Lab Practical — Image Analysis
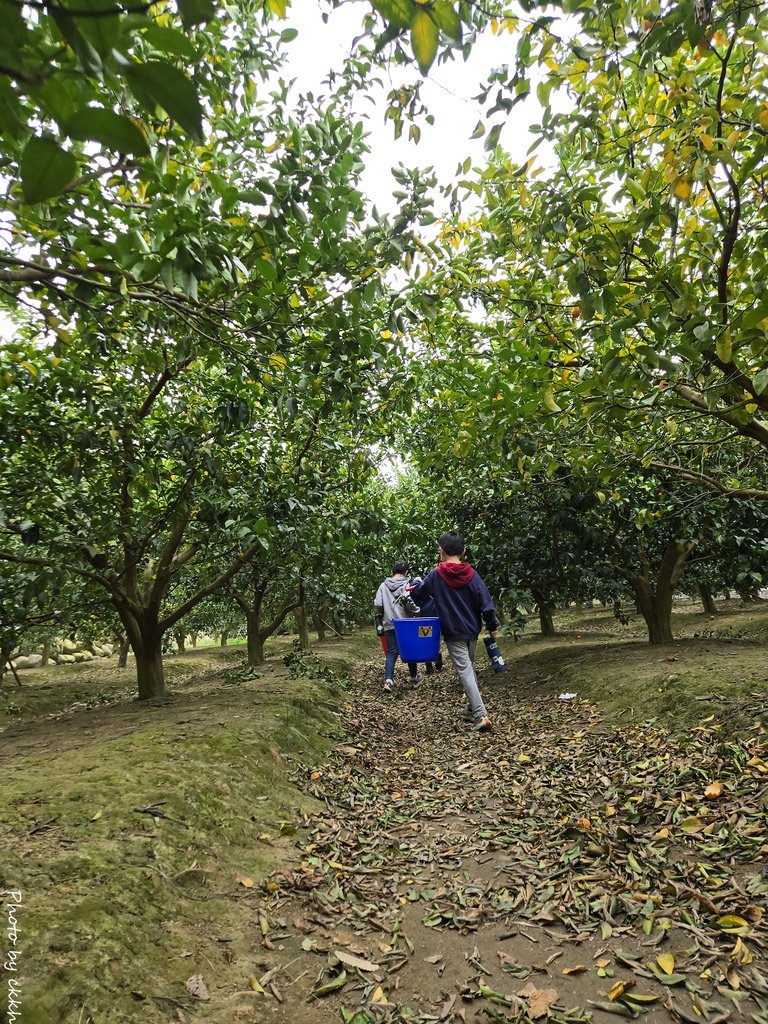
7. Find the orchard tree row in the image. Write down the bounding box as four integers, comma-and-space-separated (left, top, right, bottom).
1, 0, 767, 697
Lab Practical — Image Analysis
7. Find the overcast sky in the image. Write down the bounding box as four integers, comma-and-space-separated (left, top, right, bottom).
281, 3, 555, 211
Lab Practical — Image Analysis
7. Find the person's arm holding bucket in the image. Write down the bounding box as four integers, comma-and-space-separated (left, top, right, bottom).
407, 569, 434, 606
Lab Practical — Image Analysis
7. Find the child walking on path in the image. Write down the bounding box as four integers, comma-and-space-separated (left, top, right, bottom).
374, 561, 423, 693
408, 531, 498, 732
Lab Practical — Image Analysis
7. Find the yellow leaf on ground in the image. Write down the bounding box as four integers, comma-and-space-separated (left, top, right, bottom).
718, 915, 749, 930
704, 782, 722, 799
236, 873, 254, 888
680, 816, 705, 834
371, 985, 388, 1004
608, 980, 633, 1001
657, 953, 675, 975
731, 938, 754, 965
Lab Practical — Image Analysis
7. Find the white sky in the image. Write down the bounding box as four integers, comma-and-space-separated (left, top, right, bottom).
282, 2, 554, 211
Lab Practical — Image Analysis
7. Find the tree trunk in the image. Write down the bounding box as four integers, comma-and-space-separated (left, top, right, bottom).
631, 576, 674, 643
41, 637, 51, 667
697, 582, 718, 615
246, 611, 265, 666
538, 604, 555, 637
295, 581, 311, 650
118, 636, 130, 668
313, 613, 326, 642
532, 586, 556, 637
219, 631, 228, 647
1, 650, 23, 688
295, 603, 311, 650
0, 643, 14, 684
237, 571, 300, 667
175, 629, 186, 654
134, 639, 165, 700
248, 633, 265, 666
189, 633, 198, 648
625, 540, 693, 645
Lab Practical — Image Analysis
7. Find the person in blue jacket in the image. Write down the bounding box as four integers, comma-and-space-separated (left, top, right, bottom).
408, 530, 498, 732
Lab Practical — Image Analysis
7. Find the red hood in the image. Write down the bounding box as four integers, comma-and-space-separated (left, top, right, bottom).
436, 561, 475, 588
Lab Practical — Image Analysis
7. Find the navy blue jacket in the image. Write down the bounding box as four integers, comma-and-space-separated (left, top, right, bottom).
410, 567, 499, 642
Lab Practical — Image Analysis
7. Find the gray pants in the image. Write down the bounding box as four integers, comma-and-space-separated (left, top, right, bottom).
446, 638, 487, 719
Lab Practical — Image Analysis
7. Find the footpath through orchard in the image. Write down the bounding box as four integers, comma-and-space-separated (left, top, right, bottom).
243, 659, 768, 1024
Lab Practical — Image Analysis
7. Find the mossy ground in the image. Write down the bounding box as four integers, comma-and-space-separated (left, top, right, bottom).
499, 597, 768, 733
0, 635, 373, 1024
0, 605, 766, 1023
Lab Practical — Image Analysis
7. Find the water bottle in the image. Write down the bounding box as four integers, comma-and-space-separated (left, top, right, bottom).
484, 635, 507, 673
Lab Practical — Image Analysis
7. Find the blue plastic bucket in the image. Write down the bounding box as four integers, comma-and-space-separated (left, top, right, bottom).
392, 617, 441, 661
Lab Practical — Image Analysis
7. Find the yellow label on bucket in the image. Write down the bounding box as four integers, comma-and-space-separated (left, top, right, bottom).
418, 625, 433, 638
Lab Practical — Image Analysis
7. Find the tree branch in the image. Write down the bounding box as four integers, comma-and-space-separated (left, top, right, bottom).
159, 548, 257, 632
649, 462, 768, 501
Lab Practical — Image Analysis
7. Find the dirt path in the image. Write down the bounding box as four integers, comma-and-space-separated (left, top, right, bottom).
235, 659, 767, 1024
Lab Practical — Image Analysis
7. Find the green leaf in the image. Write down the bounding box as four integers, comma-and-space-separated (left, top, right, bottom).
76, 0, 120, 59
753, 368, 768, 395
177, 0, 215, 28
50, 9, 102, 76
280, 28, 299, 42
647, 963, 686, 985
470, 120, 485, 139
238, 189, 267, 205
372, 0, 411, 30
142, 25, 198, 59
311, 970, 347, 998
20, 137, 77, 203
65, 109, 149, 156
432, 0, 462, 43
411, 8, 439, 75
125, 61, 203, 143
624, 178, 646, 201
484, 123, 502, 151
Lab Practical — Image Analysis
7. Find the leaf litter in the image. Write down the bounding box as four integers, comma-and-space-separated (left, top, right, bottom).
253, 660, 767, 1024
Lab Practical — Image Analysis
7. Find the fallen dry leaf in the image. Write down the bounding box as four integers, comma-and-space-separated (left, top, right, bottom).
333, 948, 380, 972
518, 982, 559, 1019
235, 873, 253, 888
705, 781, 722, 799
185, 974, 209, 1001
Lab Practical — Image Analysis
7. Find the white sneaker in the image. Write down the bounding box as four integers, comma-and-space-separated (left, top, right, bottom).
383, 679, 394, 693
411, 671, 424, 686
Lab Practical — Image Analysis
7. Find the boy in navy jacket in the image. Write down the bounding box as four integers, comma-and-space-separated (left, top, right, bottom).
409, 531, 498, 732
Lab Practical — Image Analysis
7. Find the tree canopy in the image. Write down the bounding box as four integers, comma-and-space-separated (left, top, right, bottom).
1, 0, 767, 695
